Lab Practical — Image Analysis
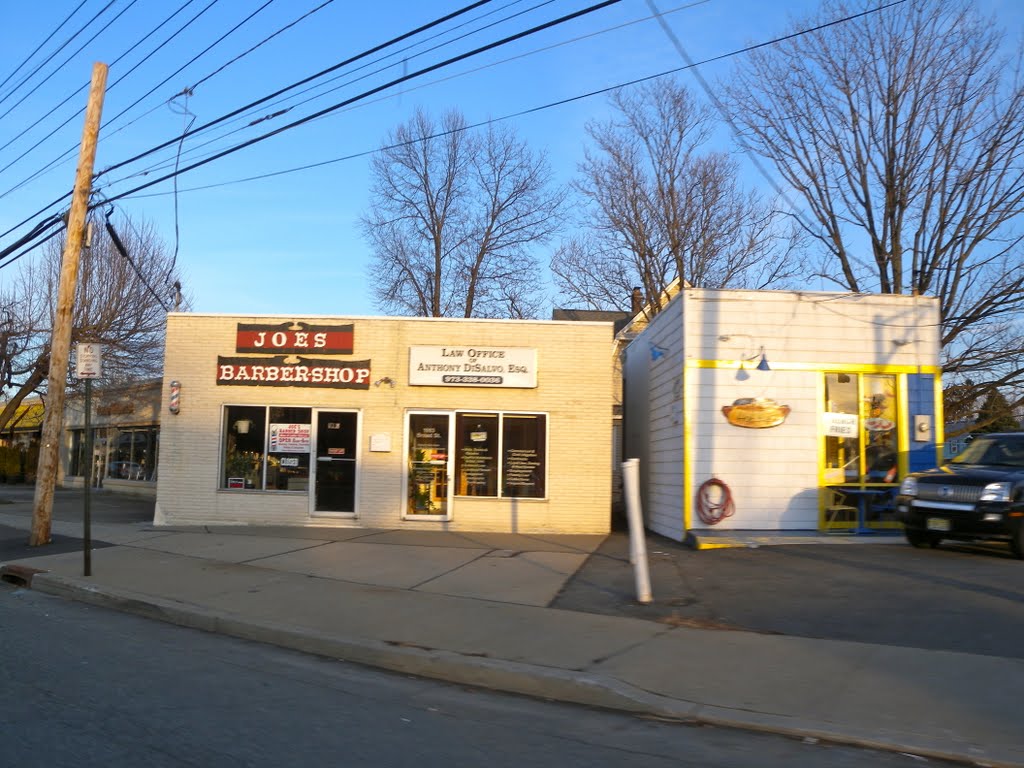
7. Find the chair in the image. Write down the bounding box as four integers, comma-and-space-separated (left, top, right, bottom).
824, 490, 857, 533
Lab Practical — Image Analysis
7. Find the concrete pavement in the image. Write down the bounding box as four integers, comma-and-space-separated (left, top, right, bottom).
1, 490, 1021, 767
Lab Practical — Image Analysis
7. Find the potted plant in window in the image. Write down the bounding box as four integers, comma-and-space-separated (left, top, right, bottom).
226, 451, 261, 488
408, 449, 437, 514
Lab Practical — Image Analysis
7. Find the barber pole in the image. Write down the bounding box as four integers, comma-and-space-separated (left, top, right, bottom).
169, 380, 181, 414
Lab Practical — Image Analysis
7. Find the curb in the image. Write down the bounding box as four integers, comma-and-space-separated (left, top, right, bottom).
26, 572, 1023, 768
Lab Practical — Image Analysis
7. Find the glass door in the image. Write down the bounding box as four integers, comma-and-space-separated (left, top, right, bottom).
406, 413, 451, 519
313, 411, 358, 515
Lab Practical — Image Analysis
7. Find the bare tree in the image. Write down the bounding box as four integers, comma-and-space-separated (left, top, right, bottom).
0, 212, 188, 431
552, 78, 801, 314
723, 0, 1024, 420
361, 108, 564, 319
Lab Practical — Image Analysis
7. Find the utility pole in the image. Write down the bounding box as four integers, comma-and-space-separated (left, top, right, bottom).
30, 62, 108, 547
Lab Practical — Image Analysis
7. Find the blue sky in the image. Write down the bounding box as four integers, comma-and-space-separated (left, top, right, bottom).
1, 0, 1021, 318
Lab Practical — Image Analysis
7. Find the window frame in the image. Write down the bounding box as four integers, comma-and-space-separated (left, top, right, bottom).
220, 404, 313, 492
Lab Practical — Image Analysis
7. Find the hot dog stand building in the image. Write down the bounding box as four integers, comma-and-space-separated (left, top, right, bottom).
154, 314, 613, 533
621, 288, 943, 541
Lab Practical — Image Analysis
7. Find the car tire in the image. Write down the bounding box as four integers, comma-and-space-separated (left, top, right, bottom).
1011, 526, 1024, 560
905, 528, 941, 549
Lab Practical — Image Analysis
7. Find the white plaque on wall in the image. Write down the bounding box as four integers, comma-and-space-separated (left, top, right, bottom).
369, 433, 392, 452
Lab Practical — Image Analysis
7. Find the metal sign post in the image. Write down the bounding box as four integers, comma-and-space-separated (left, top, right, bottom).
76, 343, 102, 576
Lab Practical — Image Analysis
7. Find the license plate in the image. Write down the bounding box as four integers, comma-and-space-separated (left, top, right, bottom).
927, 517, 951, 532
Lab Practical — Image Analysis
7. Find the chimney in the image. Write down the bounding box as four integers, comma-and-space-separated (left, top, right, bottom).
630, 287, 643, 314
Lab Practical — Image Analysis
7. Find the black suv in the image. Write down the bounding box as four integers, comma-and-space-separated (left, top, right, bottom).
896, 432, 1024, 559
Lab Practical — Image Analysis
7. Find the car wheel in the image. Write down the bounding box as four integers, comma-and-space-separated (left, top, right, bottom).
1011, 526, 1024, 560
904, 528, 941, 549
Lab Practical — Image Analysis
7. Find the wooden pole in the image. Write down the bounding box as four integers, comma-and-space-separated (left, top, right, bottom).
30, 62, 108, 546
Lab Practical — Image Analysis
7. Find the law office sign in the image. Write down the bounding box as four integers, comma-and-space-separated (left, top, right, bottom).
409, 346, 537, 388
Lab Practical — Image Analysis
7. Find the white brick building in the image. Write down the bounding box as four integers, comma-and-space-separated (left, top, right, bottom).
155, 314, 613, 534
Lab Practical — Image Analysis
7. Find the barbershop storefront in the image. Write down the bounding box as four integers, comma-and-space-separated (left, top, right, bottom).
154, 314, 612, 533
622, 288, 943, 540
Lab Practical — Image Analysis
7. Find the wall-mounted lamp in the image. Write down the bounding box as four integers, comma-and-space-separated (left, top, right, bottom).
719, 335, 771, 376
374, 376, 395, 388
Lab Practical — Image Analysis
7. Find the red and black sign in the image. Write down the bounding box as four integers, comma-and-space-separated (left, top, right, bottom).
217, 356, 371, 389
235, 322, 353, 354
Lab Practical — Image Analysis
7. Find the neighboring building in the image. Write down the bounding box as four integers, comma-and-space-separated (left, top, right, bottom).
0, 400, 44, 483
61, 378, 162, 497
622, 288, 943, 541
552, 307, 632, 516
943, 421, 973, 460
0, 400, 44, 449
154, 314, 614, 533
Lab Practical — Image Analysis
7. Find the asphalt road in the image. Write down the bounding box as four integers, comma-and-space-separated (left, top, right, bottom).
552, 531, 1024, 658
1, 584, 957, 768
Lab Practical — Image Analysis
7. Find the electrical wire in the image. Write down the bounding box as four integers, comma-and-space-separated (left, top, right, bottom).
94, 0, 626, 208
188, 0, 337, 93
103, 209, 170, 311
0, 0, 205, 179
93, 0, 496, 182
0, 0, 491, 210
0, 0, 138, 121
0, 0, 224, 204
105, 1, 890, 204
2, 0, 904, 263
101, 0, 557, 186
0, 0, 89, 99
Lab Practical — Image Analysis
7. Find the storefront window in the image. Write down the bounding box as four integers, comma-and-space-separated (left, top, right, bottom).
823, 373, 899, 484
223, 405, 267, 489
502, 414, 546, 498
70, 426, 157, 482
108, 427, 159, 481
456, 413, 498, 496
222, 406, 313, 491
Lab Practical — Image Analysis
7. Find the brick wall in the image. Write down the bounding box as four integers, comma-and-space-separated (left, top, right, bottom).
155, 314, 613, 534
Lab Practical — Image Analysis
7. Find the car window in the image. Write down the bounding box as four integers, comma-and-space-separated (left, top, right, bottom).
952, 436, 1024, 467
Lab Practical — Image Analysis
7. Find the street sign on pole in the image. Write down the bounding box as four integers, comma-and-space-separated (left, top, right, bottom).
76, 342, 102, 577
76, 343, 103, 379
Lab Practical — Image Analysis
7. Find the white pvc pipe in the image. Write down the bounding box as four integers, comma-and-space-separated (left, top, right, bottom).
621, 458, 653, 604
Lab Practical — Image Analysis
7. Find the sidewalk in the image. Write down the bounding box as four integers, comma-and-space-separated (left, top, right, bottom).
2, 501, 1021, 767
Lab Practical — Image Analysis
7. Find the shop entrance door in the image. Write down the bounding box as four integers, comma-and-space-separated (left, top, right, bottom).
313, 411, 357, 515
406, 412, 452, 519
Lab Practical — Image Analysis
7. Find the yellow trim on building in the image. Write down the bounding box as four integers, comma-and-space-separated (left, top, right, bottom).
682, 359, 692, 533
896, 374, 910, 478
934, 373, 946, 465
689, 359, 941, 375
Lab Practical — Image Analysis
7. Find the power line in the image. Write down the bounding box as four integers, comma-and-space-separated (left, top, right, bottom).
0, 0, 492, 214
0, 0, 136, 120
0, 0, 205, 178
108, 1, 908, 206
188, 0, 338, 93
93, 0, 497, 182
2, 0, 901, 264
102, 0, 556, 187
96, 0, 627, 208
103, 209, 170, 311
0, 0, 89, 99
